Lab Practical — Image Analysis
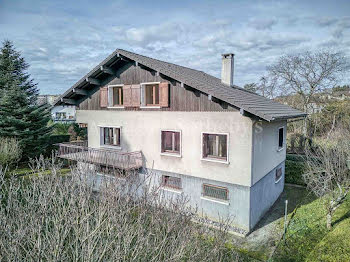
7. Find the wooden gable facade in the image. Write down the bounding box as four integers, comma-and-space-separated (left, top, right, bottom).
79, 63, 238, 112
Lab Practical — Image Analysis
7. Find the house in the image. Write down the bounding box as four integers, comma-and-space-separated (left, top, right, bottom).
54, 49, 306, 234
38, 94, 76, 123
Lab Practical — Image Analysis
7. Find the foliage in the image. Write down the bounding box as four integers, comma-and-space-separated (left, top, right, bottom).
332, 85, 350, 93
0, 160, 243, 262
45, 134, 70, 156
304, 129, 350, 229
0, 137, 22, 167
0, 40, 52, 159
243, 83, 258, 93
272, 192, 350, 262
285, 159, 306, 186
311, 100, 350, 136
51, 122, 71, 135
52, 123, 87, 141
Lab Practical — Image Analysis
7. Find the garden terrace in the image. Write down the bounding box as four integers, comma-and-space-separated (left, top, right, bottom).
56, 141, 143, 170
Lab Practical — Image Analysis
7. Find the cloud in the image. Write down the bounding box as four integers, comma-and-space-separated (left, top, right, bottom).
1, 0, 349, 94
248, 18, 277, 30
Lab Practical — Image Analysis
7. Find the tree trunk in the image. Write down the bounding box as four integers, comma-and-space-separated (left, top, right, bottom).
326, 212, 332, 230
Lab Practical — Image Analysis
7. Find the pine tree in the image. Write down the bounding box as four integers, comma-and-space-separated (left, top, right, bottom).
0, 40, 52, 159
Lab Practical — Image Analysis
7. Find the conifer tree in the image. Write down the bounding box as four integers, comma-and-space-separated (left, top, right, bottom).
0, 40, 52, 159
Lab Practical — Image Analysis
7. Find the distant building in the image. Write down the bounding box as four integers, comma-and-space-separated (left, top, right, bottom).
37, 94, 76, 123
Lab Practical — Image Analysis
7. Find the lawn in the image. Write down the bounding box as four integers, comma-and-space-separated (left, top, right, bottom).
272, 190, 350, 262
5, 166, 71, 178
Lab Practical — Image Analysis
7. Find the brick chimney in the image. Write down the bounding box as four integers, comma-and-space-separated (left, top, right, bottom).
221, 53, 234, 86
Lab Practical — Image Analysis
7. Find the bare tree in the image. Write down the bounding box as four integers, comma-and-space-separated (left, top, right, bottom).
0, 158, 242, 261
303, 128, 350, 230
266, 51, 348, 135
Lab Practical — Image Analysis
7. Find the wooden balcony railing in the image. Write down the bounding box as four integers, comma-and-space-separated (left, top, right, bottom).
56, 142, 143, 170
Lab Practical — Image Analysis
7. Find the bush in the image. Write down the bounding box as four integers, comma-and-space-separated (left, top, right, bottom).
285, 157, 306, 186
0, 160, 243, 262
0, 137, 22, 167
44, 134, 70, 156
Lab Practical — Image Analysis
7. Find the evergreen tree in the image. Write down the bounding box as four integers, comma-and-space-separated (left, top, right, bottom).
0, 40, 52, 159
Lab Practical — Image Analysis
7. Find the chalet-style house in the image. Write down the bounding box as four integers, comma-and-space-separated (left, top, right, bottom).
55, 49, 306, 234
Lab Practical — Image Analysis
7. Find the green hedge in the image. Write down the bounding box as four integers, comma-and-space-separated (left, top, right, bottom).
45, 134, 70, 156
285, 154, 306, 186
286, 153, 305, 162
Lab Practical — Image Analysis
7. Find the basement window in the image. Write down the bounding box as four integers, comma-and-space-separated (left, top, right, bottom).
100, 127, 121, 147
161, 175, 182, 190
278, 127, 284, 150
275, 167, 282, 183
202, 184, 228, 201
146, 83, 159, 106
161, 130, 181, 156
202, 133, 228, 163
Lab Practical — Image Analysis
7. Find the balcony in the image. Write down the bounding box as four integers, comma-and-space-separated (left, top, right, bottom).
56, 141, 143, 170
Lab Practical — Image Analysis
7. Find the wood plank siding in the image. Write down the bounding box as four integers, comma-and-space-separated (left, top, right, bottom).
78, 64, 238, 112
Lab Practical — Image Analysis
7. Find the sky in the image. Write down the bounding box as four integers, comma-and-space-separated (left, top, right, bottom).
1, 0, 350, 95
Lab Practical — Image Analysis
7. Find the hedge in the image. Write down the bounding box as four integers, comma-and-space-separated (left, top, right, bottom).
45, 134, 70, 156
285, 154, 306, 186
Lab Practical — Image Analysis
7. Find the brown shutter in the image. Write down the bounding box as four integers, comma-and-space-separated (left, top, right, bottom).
131, 84, 140, 107
159, 82, 169, 107
100, 87, 108, 108
123, 85, 132, 107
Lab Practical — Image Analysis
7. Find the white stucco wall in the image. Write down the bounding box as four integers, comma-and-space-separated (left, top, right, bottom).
77, 110, 253, 186
251, 120, 287, 185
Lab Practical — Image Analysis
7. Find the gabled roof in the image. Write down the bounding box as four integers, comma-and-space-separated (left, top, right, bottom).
55, 49, 307, 122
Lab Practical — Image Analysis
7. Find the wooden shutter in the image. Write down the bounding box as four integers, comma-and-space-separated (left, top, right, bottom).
123, 85, 132, 107
100, 87, 108, 108
131, 84, 141, 107
159, 82, 169, 107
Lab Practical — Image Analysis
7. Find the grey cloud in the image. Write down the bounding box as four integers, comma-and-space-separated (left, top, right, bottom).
248, 18, 277, 30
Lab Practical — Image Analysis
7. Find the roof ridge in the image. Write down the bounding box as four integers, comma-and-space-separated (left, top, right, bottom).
117, 49, 263, 97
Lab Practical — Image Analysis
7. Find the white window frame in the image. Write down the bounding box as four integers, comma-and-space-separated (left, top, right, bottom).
201, 132, 229, 164
160, 129, 182, 157
98, 125, 122, 149
275, 167, 283, 184
277, 126, 285, 152
107, 84, 124, 108
140, 81, 161, 108
200, 184, 230, 205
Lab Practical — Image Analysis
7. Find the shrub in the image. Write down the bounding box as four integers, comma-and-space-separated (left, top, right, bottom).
0, 160, 242, 262
285, 160, 306, 186
0, 137, 22, 167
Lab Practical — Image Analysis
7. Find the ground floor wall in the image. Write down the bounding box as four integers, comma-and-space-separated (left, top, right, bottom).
78, 161, 285, 234
249, 161, 285, 229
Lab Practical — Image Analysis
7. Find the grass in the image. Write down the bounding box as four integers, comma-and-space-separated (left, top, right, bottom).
272, 191, 350, 262
5, 166, 71, 178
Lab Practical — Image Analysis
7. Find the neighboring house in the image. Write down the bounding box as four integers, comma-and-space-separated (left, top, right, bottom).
51, 105, 76, 123
54, 49, 306, 234
38, 94, 76, 123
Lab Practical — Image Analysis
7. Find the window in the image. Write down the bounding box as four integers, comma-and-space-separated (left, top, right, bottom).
202, 133, 228, 162
101, 127, 121, 147
161, 130, 181, 155
275, 167, 282, 183
203, 184, 228, 201
278, 127, 284, 149
161, 175, 182, 190
112, 86, 123, 106
55, 112, 66, 119
146, 83, 159, 105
